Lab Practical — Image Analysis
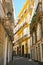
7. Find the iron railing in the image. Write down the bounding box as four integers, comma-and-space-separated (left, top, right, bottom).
14, 22, 27, 35
14, 34, 29, 44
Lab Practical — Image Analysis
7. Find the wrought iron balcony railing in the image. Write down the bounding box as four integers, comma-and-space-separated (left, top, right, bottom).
14, 22, 27, 35
30, 13, 37, 34
14, 34, 30, 44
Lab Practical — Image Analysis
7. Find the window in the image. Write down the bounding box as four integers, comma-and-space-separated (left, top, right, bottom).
24, 9, 27, 14
24, 28, 28, 36
38, 44, 41, 60
42, 0, 43, 11
32, 34, 33, 45
42, 20, 43, 37
33, 32, 35, 44
39, 20, 42, 37
39, 3, 42, 11
37, 23, 42, 41
21, 15, 23, 18
35, 30, 37, 43
30, 36, 33, 46
42, 44, 43, 58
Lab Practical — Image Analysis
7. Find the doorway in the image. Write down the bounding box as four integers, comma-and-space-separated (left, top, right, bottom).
22, 45, 24, 56
17, 47, 19, 55
36, 47, 38, 61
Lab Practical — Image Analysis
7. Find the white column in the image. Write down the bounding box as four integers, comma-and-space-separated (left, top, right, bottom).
40, 43, 43, 62
8, 42, 12, 62
8, 42, 10, 62
4, 37, 8, 65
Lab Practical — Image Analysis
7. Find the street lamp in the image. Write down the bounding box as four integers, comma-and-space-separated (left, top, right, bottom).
7, 12, 12, 20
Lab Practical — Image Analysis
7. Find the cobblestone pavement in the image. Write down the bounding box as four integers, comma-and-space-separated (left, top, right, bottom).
8, 56, 39, 65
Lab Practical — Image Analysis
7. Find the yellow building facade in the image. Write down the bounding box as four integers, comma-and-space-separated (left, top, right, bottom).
13, 0, 35, 58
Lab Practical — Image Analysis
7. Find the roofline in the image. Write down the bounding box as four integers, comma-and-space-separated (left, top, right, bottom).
18, 0, 28, 18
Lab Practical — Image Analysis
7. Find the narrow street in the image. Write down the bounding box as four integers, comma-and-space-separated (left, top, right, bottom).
0, 0, 43, 65
8, 56, 39, 65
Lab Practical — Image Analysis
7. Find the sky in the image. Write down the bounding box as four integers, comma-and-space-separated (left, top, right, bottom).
14, 0, 26, 18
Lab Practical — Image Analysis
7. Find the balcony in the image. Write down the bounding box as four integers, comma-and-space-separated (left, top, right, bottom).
0, 16, 14, 41
0, 1, 14, 42
14, 34, 30, 44
2, 0, 13, 13
14, 22, 28, 35
36, 1, 43, 20
30, 13, 37, 34
5, 28, 14, 41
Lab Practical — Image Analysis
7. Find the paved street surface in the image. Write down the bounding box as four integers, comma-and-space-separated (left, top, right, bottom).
8, 56, 39, 65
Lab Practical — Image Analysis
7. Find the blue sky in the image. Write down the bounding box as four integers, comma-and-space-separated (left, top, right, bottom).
14, 0, 26, 18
